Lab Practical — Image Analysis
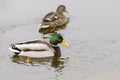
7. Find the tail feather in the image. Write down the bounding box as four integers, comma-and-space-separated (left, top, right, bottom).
9, 48, 20, 53
9, 45, 21, 54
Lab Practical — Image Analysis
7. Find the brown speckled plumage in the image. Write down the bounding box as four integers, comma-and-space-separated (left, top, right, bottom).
39, 5, 69, 34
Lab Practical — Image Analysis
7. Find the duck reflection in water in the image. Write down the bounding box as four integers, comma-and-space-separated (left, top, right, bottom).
11, 53, 68, 69
11, 53, 68, 76
10, 44, 69, 79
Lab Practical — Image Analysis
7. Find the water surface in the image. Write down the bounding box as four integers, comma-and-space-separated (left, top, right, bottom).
0, 0, 120, 80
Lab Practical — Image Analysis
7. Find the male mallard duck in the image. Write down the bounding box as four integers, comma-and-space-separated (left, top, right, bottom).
39, 5, 69, 35
9, 33, 70, 64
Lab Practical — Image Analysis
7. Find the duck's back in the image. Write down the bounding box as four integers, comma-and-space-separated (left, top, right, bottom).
12, 40, 54, 52
9, 40, 55, 58
42, 12, 58, 22
39, 14, 69, 34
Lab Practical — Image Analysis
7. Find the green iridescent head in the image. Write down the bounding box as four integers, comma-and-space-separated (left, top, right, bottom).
50, 33, 70, 47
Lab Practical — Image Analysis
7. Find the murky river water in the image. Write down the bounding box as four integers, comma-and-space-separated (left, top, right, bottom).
0, 0, 120, 80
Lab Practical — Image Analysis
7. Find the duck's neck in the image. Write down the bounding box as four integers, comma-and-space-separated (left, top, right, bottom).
51, 45, 61, 57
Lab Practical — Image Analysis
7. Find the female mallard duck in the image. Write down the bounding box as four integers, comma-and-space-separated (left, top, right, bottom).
9, 33, 70, 64
39, 5, 69, 35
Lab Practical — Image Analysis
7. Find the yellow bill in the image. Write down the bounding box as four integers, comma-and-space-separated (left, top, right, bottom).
61, 40, 70, 47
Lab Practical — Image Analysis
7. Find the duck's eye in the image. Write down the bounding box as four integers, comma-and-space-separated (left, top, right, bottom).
58, 39, 62, 43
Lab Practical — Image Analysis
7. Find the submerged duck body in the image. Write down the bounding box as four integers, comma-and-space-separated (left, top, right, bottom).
9, 34, 70, 58
39, 5, 69, 35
